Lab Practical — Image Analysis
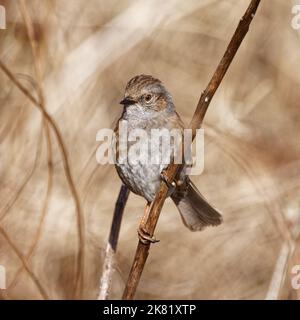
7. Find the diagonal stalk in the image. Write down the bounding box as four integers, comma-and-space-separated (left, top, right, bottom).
122, 0, 262, 300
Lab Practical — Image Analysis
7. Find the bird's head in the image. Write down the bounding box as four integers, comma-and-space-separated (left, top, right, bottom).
120, 75, 174, 116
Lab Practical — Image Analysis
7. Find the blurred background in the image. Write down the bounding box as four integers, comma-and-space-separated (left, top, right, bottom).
0, 0, 300, 300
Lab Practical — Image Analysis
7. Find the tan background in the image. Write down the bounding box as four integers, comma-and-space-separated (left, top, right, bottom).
0, 0, 300, 299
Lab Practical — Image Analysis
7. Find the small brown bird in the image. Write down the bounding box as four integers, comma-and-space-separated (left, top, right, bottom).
114, 75, 222, 242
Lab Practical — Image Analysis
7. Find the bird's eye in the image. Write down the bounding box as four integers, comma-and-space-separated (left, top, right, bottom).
144, 94, 152, 103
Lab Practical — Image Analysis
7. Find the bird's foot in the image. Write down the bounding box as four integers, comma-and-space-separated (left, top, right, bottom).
138, 227, 159, 245
160, 170, 184, 189
160, 170, 176, 189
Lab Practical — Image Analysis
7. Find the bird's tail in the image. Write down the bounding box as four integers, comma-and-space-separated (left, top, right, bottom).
171, 180, 223, 231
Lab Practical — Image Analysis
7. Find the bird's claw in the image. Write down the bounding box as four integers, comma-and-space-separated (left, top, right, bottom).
160, 170, 176, 189
138, 227, 160, 245
160, 170, 184, 189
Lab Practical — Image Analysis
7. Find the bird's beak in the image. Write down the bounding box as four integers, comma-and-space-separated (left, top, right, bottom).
120, 97, 137, 106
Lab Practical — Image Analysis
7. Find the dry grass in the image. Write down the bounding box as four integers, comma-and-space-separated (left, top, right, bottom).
0, 0, 300, 299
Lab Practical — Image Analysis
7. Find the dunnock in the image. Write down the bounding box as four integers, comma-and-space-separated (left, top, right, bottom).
115, 75, 222, 242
